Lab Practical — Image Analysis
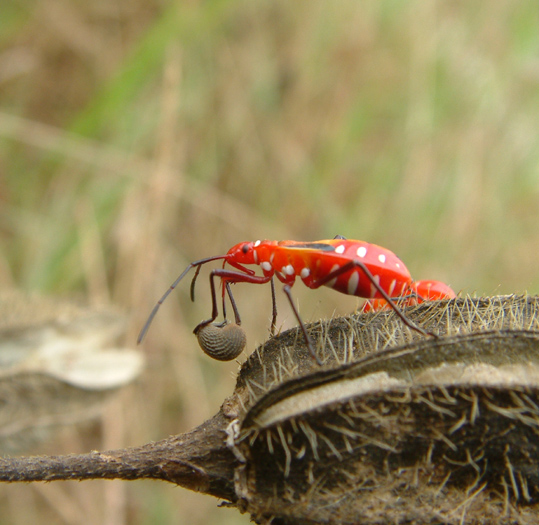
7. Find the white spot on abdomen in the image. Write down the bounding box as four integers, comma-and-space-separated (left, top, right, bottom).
261, 261, 272, 272
335, 245, 345, 254
388, 279, 396, 295
300, 268, 310, 279
357, 246, 367, 258
369, 274, 381, 298
347, 271, 359, 295
283, 264, 295, 276
378, 254, 386, 263
254, 240, 261, 247
326, 264, 340, 288
253, 250, 258, 263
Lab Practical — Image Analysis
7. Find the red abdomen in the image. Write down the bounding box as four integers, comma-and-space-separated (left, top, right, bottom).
277, 240, 412, 299
321, 242, 411, 298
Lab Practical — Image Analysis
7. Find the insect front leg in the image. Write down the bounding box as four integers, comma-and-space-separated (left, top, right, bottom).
223, 281, 242, 325
193, 269, 273, 333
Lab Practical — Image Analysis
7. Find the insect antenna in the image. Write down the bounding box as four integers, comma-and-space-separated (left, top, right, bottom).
137, 254, 227, 344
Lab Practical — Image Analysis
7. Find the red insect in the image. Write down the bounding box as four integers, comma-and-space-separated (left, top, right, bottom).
363, 279, 456, 312
138, 237, 437, 364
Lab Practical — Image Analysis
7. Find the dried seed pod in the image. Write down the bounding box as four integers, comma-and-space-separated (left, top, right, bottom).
234, 328, 539, 524
194, 322, 246, 361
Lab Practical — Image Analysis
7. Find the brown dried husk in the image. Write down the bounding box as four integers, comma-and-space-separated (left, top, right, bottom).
226, 295, 539, 524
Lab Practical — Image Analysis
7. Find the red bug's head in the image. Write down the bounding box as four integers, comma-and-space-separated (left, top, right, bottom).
225, 241, 257, 265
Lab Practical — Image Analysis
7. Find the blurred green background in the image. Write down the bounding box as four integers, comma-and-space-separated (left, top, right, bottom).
1, 1, 539, 523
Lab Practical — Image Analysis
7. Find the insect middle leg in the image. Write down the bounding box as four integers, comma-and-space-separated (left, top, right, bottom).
282, 284, 323, 365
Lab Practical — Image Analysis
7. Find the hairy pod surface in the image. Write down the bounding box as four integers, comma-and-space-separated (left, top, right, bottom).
225, 295, 539, 524
194, 322, 246, 361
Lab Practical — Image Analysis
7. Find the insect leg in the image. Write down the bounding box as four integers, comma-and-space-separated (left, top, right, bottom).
194, 269, 273, 332
225, 281, 242, 325
270, 277, 277, 336
212, 280, 242, 326
311, 261, 434, 338
363, 284, 423, 312
220, 279, 228, 322
282, 285, 323, 366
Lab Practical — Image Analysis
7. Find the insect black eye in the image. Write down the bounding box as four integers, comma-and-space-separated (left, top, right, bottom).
242, 244, 249, 254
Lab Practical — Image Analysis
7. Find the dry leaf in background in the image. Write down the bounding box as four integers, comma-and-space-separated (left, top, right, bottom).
0, 291, 144, 452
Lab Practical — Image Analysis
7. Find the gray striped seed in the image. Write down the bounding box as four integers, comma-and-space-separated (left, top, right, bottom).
194, 322, 247, 361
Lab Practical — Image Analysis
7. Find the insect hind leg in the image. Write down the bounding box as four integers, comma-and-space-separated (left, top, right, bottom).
311, 261, 435, 338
